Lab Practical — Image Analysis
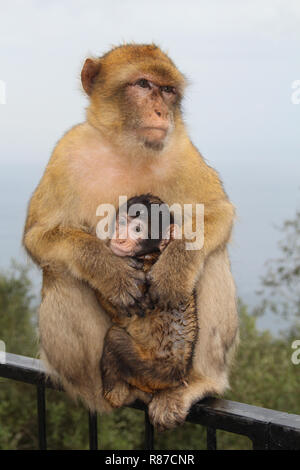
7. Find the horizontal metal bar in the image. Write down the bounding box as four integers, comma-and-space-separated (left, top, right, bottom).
144, 411, 154, 450
1, 353, 300, 449
187, 398, 300, 449
0, 353, 58, 389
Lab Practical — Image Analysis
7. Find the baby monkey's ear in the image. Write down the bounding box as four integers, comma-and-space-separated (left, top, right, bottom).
159, 224, 180, 252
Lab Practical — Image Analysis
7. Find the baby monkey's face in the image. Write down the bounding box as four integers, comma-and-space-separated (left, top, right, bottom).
110, 214, 149, 257
110, 214, 176, 258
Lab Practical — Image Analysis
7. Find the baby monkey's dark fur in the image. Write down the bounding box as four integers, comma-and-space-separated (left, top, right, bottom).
98, 195, 198, 408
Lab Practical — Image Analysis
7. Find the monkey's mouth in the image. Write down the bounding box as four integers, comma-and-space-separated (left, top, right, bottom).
138, 127, 168, 141
110, 239, 135, 257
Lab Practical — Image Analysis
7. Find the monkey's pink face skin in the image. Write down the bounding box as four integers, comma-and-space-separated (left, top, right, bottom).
124, 76, 176, 146
110, 216, 147, 257
110, 238, 138, 257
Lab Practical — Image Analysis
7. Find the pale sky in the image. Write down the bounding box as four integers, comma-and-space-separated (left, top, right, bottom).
1, 0, 300, 332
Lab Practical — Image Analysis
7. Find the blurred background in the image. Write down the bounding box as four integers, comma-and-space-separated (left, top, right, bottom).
0, 0, 299, 449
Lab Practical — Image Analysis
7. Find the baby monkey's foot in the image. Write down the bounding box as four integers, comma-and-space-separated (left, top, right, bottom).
103, 381, 131, 408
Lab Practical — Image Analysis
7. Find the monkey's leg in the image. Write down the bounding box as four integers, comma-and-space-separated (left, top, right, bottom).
148, 374, 222, 432
148, 249, 239, 431
101, 329, 153, 408
101, 325, 180, 396
100, 328, 132, 408
101, 359, 151, 408
102, 381, 132, 409
39, 271, 116, 413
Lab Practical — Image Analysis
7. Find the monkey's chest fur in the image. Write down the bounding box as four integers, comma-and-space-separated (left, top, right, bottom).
98, 254, 198, 394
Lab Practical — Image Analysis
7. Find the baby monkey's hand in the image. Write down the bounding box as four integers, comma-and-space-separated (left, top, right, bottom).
124, 291, 155, 318
105, 255, 146, 309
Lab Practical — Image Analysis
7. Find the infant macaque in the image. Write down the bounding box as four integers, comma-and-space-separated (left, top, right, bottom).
98, 194, 198, 408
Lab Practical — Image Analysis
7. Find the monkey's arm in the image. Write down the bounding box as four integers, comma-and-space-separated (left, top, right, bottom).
23, 222, 145, 309
202, 198, 235, 256
148, 197, 235, 308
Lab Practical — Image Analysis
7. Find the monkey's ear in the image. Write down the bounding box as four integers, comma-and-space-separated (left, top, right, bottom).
81, 58, 101, 95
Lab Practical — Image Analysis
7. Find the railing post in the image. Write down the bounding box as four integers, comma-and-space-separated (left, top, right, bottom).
206, 427, 217, 450
36, 384, 47, 450
88, 412, 98, 450
144, 411, 154, 450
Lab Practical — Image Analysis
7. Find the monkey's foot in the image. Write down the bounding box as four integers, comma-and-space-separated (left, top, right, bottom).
103, 382, 131, 408
148, 387, 189, 431
123, 388, 152, 406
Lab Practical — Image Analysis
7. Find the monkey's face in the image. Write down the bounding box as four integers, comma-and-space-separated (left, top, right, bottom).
81, 44, 186, 154
110, 215, 177, 258
122, 76, 178, 151
110, 215, 150, 257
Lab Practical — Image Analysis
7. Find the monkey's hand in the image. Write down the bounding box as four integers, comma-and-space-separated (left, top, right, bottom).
24, 222, 146, 310
147, 239, 203, 309
98, 252, 146, 309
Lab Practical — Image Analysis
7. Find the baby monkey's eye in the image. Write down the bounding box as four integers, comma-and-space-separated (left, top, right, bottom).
135, 78, 151, 89
135, 225, 142, 233
160, 85, 176, 94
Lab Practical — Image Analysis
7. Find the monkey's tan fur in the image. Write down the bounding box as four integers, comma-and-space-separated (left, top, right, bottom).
23, 43, 238, 430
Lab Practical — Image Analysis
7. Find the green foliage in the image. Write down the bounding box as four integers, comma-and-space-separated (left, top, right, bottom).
257, 209, 300, 322
220, 300, 300, 449
0, 265, 299, 450
228, 301, 300, 414
0, 264, 38, 449
0, 262, 37, 356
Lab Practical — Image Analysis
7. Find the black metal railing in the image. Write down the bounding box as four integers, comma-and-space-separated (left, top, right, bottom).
1, 352, 300, 450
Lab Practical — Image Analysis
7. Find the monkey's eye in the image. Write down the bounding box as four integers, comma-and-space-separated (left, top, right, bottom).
135, 225, 142, 233
135, 78, 151, 89
160, 85, 176, 94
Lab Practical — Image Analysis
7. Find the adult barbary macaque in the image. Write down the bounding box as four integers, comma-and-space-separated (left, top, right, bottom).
99, 194, 198, 407
23, 43, 238, 430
